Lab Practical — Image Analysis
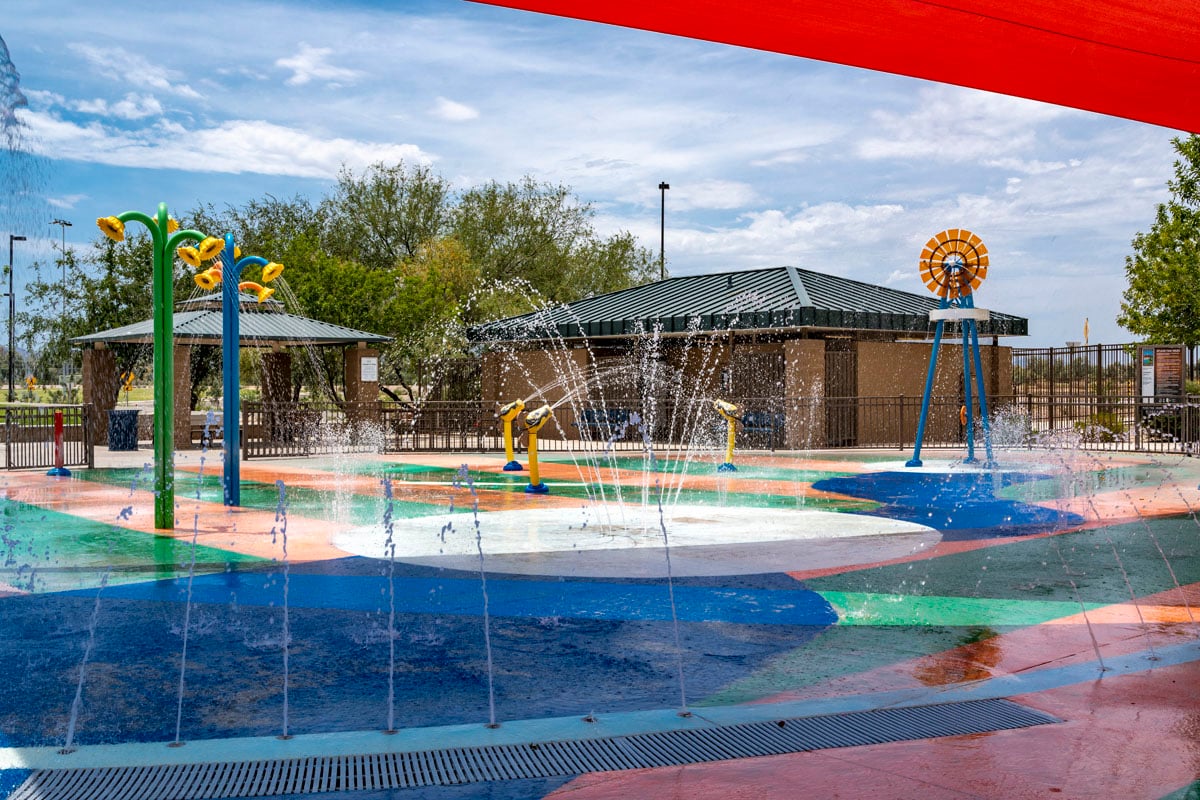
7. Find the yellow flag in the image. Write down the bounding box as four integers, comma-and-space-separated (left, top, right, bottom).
1084, 317, 1090, 345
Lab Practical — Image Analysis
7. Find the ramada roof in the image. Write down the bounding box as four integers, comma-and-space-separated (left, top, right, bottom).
72, 292, 392, 347
471, 266, 1027, 341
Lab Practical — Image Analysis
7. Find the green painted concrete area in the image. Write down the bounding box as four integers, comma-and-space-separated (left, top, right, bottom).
996, 464, 1169, 504
822, 591, 1102, 627
108, 462, 881, 515
0, 499, 264, 594
700, 623, 1013, 705
1161, 781, 1200, 799
546, 454, 856, 484
694, 512, 1200, 706
805, 515, 1200, 605
77, 468, 467, 525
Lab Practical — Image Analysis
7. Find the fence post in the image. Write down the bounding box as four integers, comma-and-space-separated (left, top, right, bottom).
85, 404, 94, 469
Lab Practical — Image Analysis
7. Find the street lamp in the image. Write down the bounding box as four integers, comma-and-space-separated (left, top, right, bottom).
50, 219, 72, 386
658, 182, 669, 281
97, 204, 221, 529
8, 234, 26, 402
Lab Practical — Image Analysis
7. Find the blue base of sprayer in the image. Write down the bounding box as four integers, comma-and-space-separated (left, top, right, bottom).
717, 462, 737, 473
46, 467, 71, 478
525, 482, 550, 494
503, 461, 523, 471
905, 458, 922, 468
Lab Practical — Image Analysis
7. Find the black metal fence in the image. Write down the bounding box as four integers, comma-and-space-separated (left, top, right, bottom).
238, 394, 1200, 458
242, 402, 387, 459
4, 405, 94, 470
1011, 344, 1143, 397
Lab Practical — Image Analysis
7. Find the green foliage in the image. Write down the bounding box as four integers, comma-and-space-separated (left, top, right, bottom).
322, 162, 452, 270
1073, 411, 1126, 443
453, 177, 656, 312
1119, 135, 1200, 346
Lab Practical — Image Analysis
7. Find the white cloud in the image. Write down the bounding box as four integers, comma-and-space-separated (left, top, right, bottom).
48, 193, 88, 210
21, 111, 432, 178
856, 85, 1073, 163
431, 97, 479, 122
73, 93, 162, 120
67, 44, 200, 98
275, 43, 361, 87
668, 180, 758, 211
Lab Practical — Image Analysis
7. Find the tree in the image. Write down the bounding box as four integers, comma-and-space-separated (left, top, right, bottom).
1119, 134, 1200, 346
21, 231, 221, 406
320, 161, 452, 271
453, 177, 656, 317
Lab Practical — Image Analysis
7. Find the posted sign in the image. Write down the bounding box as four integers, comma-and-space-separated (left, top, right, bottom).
1141, 345, 1185, 398
361, 356, 379, 383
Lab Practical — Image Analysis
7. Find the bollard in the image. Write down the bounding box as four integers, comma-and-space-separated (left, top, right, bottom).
47, 410, 71, 477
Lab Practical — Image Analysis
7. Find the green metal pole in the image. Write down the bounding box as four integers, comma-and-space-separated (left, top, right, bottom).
103, 206, 212, 530
152, 202, 174, 529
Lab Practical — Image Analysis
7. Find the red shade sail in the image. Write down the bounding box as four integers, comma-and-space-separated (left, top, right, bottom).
473, 0, 1200, 133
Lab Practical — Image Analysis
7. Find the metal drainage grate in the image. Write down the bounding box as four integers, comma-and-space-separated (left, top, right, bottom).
13, 698, 1059, 800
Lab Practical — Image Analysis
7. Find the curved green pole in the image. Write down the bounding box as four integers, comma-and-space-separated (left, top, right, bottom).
116, 202, 206, 530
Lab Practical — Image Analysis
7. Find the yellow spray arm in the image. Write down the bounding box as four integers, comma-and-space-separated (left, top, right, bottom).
498, 399, 525, 467
714, 399, 738, 471
524, 405, 554, 491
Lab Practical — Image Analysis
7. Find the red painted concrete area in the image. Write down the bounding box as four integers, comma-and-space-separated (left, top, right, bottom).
548, 661, 1200, 800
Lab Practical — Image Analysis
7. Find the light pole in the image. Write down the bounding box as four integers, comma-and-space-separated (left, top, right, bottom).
8, 234, 26, 402
658, 182, 669, 281
50, 219, 71, 386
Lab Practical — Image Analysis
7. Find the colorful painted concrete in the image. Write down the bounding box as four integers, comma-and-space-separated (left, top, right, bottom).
0, 445, 1197, 799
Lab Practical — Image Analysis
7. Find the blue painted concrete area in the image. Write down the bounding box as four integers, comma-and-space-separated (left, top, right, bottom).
0, 558, 834, 750
77, 559, 838, 627
812, 470, 1085, 538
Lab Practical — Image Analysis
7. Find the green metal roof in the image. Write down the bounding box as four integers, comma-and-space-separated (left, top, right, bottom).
72, 292, 391, 347
471, 266, 1028, 341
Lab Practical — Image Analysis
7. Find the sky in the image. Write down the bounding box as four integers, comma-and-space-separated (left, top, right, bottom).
0, 0, 1187, 347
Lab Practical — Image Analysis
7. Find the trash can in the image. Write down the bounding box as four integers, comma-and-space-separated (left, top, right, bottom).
108, 409, 139, 451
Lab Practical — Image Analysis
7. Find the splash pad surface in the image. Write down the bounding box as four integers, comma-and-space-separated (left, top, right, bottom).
0, 447, 1198, 799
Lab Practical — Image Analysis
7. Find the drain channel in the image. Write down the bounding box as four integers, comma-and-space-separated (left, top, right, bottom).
12, 698, 1059, 799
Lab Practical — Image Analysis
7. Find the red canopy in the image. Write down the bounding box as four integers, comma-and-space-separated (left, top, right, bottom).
472, 0, 1200, 133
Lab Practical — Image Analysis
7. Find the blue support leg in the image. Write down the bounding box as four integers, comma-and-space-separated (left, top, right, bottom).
968, 318, 997, 467
907, 314, 947, 468
961, 313, 976, 464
